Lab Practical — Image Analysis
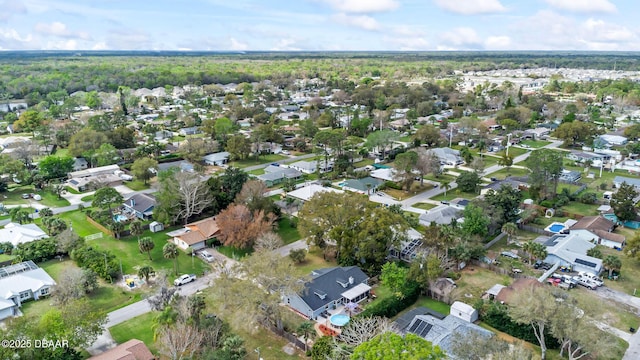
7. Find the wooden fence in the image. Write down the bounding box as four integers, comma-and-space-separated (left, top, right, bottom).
264, 323, 307, 351
86, 216, 113, 237
484, 233, 505, 249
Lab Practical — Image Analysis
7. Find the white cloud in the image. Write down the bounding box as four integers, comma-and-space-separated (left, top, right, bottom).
433, 0, 506, 15
92, 41, 109, 50
43, 39, 78, 50
319, 0, 399, 13
583, 19, 634, 43
0, 28, 32, 43
441, 27, 481, 46
544, 0, 616, 13
271, 38, 302, 51
229, 37, 248, 51
333, 13, 380, 31
34, 21, 90, 40
484, 35, 511, 49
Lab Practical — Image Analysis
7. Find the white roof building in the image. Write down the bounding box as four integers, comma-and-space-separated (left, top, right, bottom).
0, 222, 48, 247
287, 184, 343, 202
0, 261, 56, 320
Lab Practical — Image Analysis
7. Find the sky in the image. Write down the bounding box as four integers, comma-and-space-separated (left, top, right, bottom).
1, 0, 639, 51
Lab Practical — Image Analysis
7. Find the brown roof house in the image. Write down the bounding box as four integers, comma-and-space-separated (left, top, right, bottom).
570, 215, 625, 249
89, 339, 154, 360
166, 217, 220, 251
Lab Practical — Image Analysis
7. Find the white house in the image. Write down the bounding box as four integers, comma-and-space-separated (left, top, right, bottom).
0, 223, 48, 248
287, 184, 343, 202
0, 261, 56, 321
203, 151, 230, 166
542, 233, 603, 275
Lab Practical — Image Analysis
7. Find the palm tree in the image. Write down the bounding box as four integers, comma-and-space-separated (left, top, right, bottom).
110, 221, 124, 239
603, 255, 622, 278
297, 322, 314, 353
163, 243, 179, 275
130, 220, 143, 240
39, 207, 53, 218
501, 223, 518, 245
10, 208, 31, 224
441, 181, 451, 198
49, 218, 67, 236
137, 264, 155, 283
583, 159, 593, 172
532, 243, 547, 264
139, 237, 155, 261
477, 140, 486, 158
522, 241, 535, 265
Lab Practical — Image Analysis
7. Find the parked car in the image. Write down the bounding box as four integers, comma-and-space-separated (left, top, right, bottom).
21, 193, 31, 199
174, 274, 197, 286
574, 276, 598, 290
500, 251, 520, 260
281, 150, 290, 155
534, 260, 552, 270
199, 251, 215, 263
578, 271, 603, 287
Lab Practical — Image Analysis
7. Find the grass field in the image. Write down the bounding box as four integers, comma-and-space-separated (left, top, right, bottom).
125, 180, 151, 191
431, 189, 477, 202
217, 245, 253, 260
497, 146, 529, 158
229, 154, 288, 168
412, 202, 437, 210
2, 185, 70, 207
486, 167, 531, 180
520, 140, 552, 148
109, 312, 157, 354
383, 183, 433, 201
277, 217, 301, 244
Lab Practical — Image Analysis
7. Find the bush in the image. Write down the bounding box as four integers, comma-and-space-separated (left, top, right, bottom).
580, 192, 597, 204
359, 281, 420, 318
539, 200, 554, 208
289, 249, 306, 263
481, 302, 560, 349
384, 181, 402, 190
0, 242, 13, 255
70, 245, 119, 280
13, 238, 58, 262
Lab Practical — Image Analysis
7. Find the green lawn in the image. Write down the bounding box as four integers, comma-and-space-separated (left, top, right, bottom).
58, 210, 100, 237
109, 312, 158, 355
1, 185, 69, 207
125, 180, 151, 191
216, 245, 253, 260
229, 154, 288, 168
0, 253, 14, 262
52, 148, 70, 158
353, 158, 375, 167
485, 167, 530, 180
496, 146, 529, 158
412, 202, 437, 210
414, 297, 451, 314
520, 140, 552, 148
80, 194, 94, 202
431, 190, 477, 202
277, 217, 301, 244
290, 248, 335, 277
560, 201, 599, 217
39, 258, 78, 279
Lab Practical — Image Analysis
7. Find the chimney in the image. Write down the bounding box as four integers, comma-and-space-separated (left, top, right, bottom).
131, 199, 135, 206
348, 276, 354, 284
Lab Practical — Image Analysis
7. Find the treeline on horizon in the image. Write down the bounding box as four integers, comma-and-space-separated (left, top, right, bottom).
0, 51, 637, 103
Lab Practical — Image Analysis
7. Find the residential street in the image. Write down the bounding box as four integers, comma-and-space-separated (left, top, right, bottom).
591, 286, 640, 360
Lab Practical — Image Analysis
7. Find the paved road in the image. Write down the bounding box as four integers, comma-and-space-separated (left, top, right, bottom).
273, 239, 308, 257
244, 153, 316, 172
86, 249, 238, 356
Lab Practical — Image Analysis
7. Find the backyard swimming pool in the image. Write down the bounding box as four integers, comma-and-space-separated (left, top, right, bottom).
113, 214, 128, 223
603, 213, 640, 229
330, 314, 350, 327
545, 222, 567, 234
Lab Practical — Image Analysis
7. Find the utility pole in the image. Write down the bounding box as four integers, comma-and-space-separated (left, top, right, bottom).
506, 133, 512, 157
449, 124, 453, 148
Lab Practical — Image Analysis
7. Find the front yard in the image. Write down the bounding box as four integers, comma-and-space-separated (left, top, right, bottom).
1, 184, 70, 207
229, 154, 288, 168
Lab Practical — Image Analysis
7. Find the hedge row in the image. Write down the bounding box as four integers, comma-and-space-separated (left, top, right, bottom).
359, 281, 421, 318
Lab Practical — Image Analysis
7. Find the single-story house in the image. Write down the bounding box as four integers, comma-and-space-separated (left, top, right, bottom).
395, 305, 492, 359
542, 233, 603, 275
284, 266, 370, 320
203, 151, 230, 166
449, 198, 469, 210
613, 176, 640, 190
389, 228, 423, 262
67, 174, 123, 192
339, 177, 383, 195
493, 278, 543, 304
288, 160, 333, 174
369, 168, 396, 182
598, 134, 628, 147
89, 339, 155, 360
419, 205, 462, 226
122, 193, 156, 220
166, 217, 220, 251
286, 184, 344, 202
480, 177, 527, 196
0, 261, 56, 321
178, 127, 199, 136
154, 130, 173, 141
559, 169, 582, 183
428, 147, 463, 166
522, 127, 550, 140
569, 215, 623, 249
257, 167, 302, 187
68, 164, 120, 179
567, 151, 608, 165
0, 222, 49, 247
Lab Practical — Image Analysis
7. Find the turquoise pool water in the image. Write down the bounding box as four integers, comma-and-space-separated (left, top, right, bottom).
113, 214, 128, 223
602, 213, 640, 229
330, 314, 350, 327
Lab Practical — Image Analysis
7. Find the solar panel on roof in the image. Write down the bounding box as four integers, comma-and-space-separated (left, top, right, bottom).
575, 258, 597, 268
408, 319, 433, 337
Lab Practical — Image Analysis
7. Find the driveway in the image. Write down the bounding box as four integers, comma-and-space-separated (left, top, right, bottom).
591, 286, 640, 360
273, 239, 308, 257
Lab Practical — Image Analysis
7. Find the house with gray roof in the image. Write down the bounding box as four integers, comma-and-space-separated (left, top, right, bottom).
122, 193, 156, 220
0, 261, 56, 321
203, 151, 230, 166
419, 205, 462, 226
428, 147, 463, 166
339, 177, 383, 195
284, 266, 370, 320
395, 305, 492, 359
614, 176, 640, 190
257, 166, 302, 187
542, 233, 603, 275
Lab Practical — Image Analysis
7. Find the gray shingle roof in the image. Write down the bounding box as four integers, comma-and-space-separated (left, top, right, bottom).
299, 266, 369, 311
